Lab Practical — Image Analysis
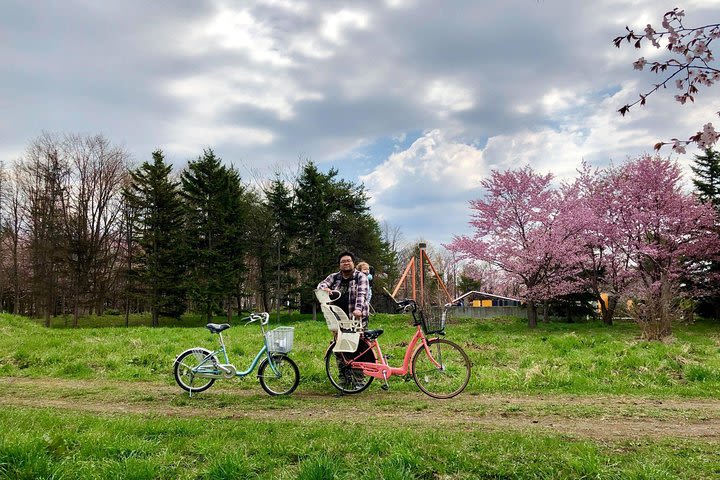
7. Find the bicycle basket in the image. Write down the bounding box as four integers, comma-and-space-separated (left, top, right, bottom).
265, 327, 295, 353
418, 307, 445, 335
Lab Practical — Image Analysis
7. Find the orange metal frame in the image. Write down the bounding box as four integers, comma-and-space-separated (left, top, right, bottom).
390, 244, 452, 306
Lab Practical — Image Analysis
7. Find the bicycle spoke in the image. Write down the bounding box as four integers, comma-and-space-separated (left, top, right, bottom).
412, 338, 471, 399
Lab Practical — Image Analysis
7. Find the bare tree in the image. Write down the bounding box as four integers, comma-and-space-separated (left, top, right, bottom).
17, 133, 69, 325
4, 164, 27, 314
60, 134, 129, 322
0, 161, 6, 311
14, 133, 130, 325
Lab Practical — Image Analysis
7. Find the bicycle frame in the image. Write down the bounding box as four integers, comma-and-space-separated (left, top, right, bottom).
193, 328, 281, 378
338, 325, 443, 380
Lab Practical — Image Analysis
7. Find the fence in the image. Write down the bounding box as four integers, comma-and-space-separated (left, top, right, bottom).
452, 306, 527, 319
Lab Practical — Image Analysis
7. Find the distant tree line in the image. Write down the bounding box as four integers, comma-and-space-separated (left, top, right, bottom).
0, 133, 395, 325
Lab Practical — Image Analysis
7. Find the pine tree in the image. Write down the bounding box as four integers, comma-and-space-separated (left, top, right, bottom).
264, 176, 296, 313
690, 147, 720, 319
691, 148, 720, 211
181, 149, 246, 321
292, 161, 389, 312
123, 150, 187, 326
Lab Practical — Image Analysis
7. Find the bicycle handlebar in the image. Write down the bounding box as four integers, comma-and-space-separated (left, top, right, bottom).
395, 298, 417, 313
393, 299, 452, 313
241, 312, 270, 326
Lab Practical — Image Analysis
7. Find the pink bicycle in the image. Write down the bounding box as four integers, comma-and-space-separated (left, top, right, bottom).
322, 295, 471, 399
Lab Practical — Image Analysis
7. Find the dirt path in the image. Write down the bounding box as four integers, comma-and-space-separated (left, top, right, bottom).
2, 377, 719, 442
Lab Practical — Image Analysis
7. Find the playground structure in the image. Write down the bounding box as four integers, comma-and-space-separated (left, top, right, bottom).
390, 243, 453, 307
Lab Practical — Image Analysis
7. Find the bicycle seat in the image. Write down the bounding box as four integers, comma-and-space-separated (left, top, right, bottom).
363, 329, 383, 340
206, 323, 231, 334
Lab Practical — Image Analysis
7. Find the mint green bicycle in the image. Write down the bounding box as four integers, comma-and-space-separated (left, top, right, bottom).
173, 312, 299, 396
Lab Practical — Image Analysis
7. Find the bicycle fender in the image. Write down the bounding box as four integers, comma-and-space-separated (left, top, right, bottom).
175, 347, 212, 360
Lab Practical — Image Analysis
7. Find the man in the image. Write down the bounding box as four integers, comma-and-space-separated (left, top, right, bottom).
318, 251, 370, 394
317, 251, 369, 328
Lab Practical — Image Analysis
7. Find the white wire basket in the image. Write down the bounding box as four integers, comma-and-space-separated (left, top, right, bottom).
265, 327, 295, 354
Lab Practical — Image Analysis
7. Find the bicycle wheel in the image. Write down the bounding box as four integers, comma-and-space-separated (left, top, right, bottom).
173, 348, 216, 393
258, 353, 300, 396
412, 338, 471, 399
325, 340, 375, 394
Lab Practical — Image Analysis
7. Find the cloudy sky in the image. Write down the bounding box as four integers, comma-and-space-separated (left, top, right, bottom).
2, 0, 719, 247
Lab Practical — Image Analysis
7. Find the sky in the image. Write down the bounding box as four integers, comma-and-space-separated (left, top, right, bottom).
2, 0, 720, 248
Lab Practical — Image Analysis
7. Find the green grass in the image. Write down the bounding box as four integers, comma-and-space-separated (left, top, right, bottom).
2, 312, 720, 397
1, 406, 719, 479
2, 312, 720, 478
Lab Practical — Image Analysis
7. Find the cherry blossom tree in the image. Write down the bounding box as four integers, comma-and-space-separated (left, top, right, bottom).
572, 163, 635, 326
604, 155, 719, 338
457, 261, 514, 298
614, 8, 720, 153
446, 167, 585, 328
449, 157, 719, 337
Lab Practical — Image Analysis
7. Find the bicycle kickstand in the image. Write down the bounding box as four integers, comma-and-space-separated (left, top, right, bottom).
381, 371, 390, 391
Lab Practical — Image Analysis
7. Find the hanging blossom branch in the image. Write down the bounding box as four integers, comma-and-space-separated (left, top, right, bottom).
613, 7, 720, 153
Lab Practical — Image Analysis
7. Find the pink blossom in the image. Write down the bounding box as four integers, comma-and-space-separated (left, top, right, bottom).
644, 24, 655, 39
671, 141, 686, 154
694, 41, 708, 56
633, 57, 647, 70
698, 123, 719, 148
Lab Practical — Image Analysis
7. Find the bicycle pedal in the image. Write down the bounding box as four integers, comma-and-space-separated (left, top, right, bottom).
381, 384, 390, 391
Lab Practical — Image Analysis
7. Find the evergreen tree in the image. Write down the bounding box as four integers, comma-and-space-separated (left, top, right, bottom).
123, 150, 187, 326
292, 161, 389, 312
691, 148, 720, 211
690, 147, 720, 319
264, 176, 297, 313
181, 149, 246, 321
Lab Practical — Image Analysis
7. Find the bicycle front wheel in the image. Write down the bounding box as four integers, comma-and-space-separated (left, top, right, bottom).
412, 338, 471, 399
325, 341, 375, 394
258, 354, 300, 396
173, 348, 216, 393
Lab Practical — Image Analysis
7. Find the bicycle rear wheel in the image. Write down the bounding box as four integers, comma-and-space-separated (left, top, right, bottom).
325, 340, 375, 394
412, 338, 471, 399
258, 353, 300, 396
173, 348, 216, 393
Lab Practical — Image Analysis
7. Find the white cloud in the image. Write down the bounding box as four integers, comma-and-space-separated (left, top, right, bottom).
165, 124, 274, 158
186, 7, 292, 67
167, 68, 323, 120
255, 0, 308, 14
362, 129, 485, 195
321, 9, 370, 45
541, 88, 584, 114
425, 80, 475, 115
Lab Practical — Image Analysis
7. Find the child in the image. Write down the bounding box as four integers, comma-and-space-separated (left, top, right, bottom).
356, 262, 373, 306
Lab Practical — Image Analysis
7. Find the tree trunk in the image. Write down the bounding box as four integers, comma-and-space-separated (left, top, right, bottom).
151, 307, 159, 328
527, 300, 537, 328
542, 301, 549, 323
73, 295, 79, 329
637, 275, 674, 340
598, 294, 617, 326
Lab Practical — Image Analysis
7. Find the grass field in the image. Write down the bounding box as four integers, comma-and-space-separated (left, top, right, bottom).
1, 311, 719, 479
